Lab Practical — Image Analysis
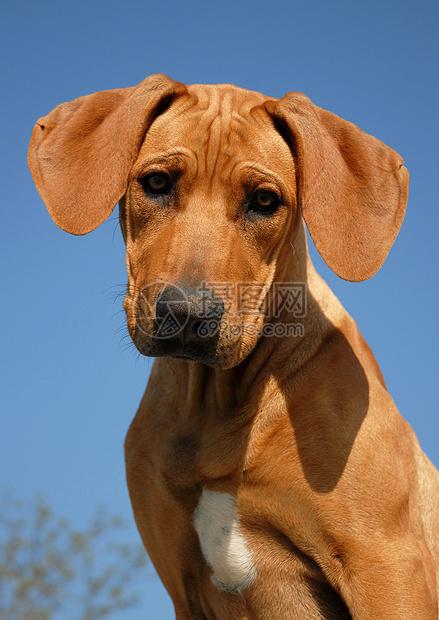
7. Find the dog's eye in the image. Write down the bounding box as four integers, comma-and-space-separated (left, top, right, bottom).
140, 173, 172, 196
247, 190, 281, 217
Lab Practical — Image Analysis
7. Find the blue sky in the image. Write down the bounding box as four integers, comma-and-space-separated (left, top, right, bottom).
1, 0, 438, 617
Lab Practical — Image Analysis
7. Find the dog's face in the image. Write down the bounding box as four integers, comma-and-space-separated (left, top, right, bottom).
121, 86, 299, 368
28, 75, 408, 369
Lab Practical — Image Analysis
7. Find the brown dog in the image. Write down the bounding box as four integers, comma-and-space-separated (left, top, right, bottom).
29, 75, 439, 618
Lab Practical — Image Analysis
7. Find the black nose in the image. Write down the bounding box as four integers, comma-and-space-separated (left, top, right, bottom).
156, 286, 189, 322
155, 284, 224, 341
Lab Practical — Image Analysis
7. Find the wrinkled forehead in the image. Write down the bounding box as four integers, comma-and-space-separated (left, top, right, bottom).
136, 84, 295, 176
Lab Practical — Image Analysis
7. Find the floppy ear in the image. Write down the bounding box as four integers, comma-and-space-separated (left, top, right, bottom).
266, 93, 409, 281
28, 74, 186, 235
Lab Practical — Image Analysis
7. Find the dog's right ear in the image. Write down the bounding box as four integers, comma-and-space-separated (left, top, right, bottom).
266, 94, 408, 282
28, 75, 187, 235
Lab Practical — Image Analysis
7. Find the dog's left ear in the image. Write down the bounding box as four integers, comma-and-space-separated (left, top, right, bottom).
28, 74, 187, 235
267, 94, 409, 281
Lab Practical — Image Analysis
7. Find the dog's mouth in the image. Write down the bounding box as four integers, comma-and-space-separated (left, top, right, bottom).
124, 283, 244, 368
124, 280, 282, 368
130, 318, 245, 368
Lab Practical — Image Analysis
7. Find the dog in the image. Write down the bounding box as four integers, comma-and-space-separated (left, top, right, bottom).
29, 74, 439, 618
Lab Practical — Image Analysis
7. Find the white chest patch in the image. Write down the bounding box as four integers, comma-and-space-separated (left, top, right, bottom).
193, 489, 257, 593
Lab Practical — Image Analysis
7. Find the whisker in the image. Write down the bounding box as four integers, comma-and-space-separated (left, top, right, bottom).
102, 283, 128, 304
111, 219, 122, 246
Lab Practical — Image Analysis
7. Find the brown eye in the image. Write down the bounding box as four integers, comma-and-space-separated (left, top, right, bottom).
140, 173, 171, 195
256, 191, 276, 208
247, 190, 281, 217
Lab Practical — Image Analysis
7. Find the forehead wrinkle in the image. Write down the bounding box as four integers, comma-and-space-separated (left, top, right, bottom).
140, 86, 286, 194
192, 89, 235, 179
131, 148, 195, 179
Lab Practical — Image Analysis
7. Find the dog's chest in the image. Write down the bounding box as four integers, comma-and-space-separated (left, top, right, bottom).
193, 489, 257, 593
164, 433, 199, 494
163, 426, 246, 493
162, 401, 250, 480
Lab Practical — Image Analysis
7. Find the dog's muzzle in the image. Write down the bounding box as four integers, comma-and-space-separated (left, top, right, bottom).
133, 283, 227, 365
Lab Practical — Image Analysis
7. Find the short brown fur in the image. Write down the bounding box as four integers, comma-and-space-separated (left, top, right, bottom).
29, 75, 439, 618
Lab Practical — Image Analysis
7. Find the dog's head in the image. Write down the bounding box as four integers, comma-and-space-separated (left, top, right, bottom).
29, 75, 408, 369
